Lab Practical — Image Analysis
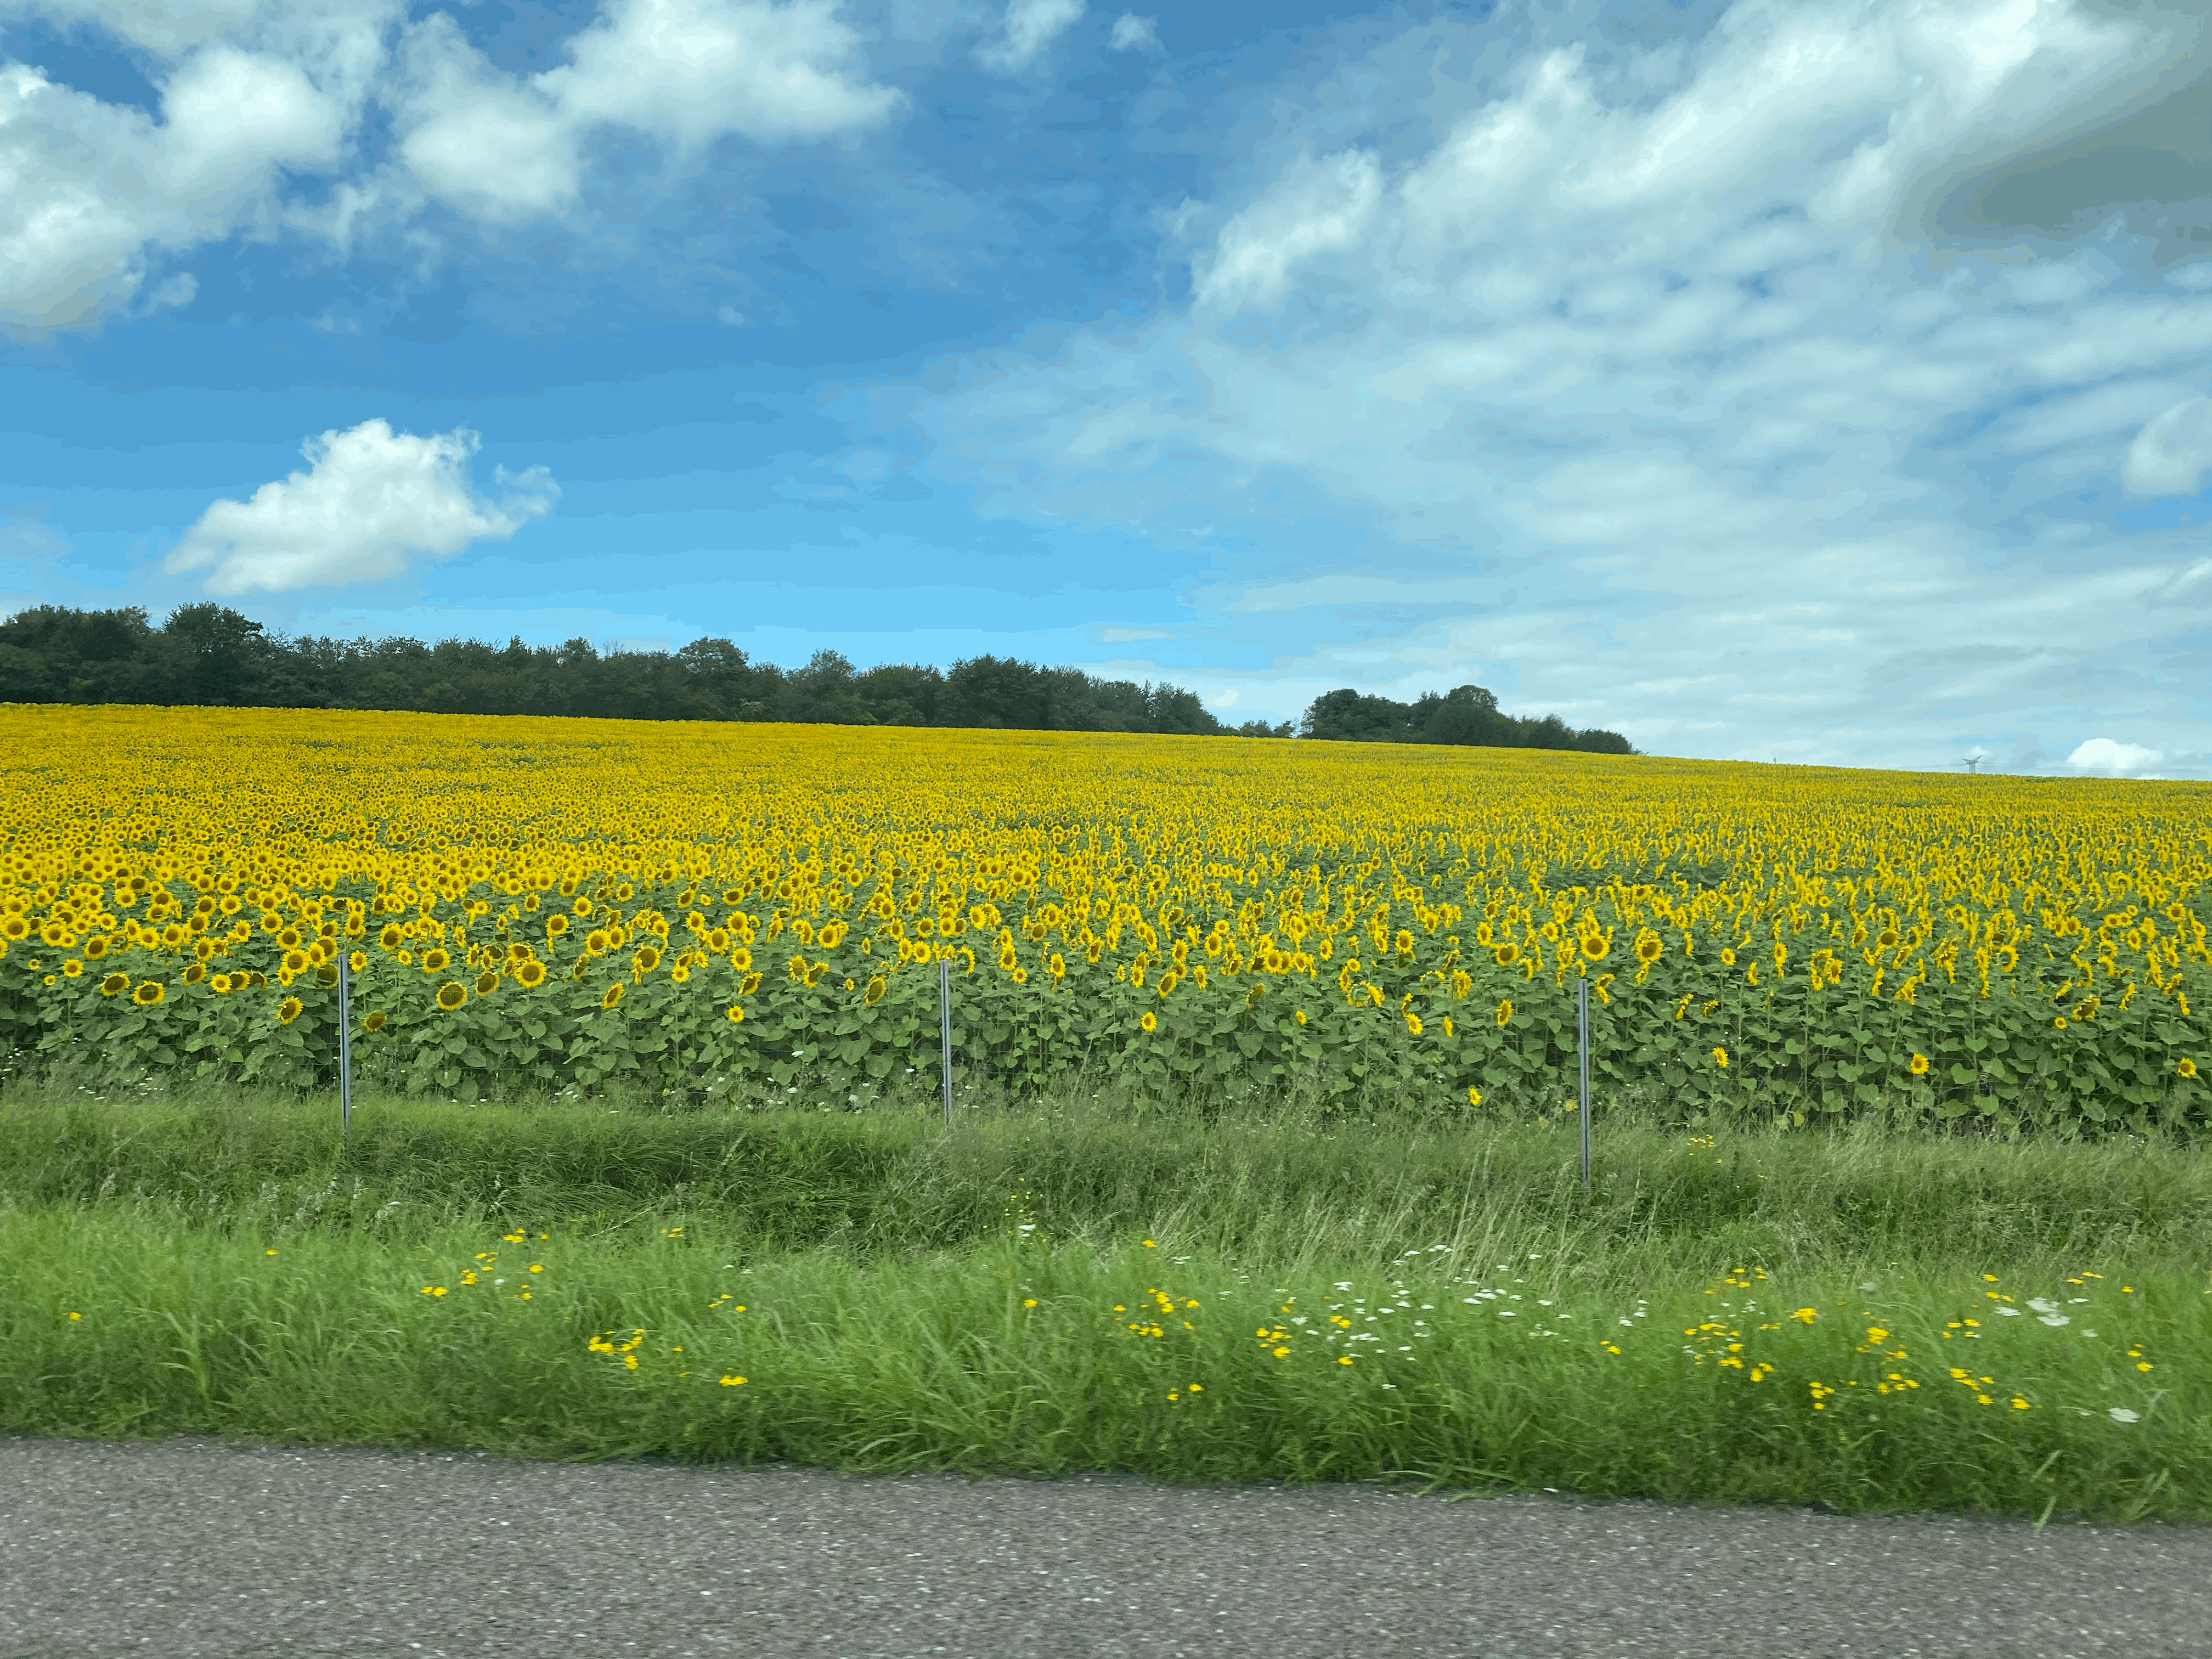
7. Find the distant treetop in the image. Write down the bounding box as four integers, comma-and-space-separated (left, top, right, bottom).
1299, 683, 1636, 755
0, 603, 1632, 753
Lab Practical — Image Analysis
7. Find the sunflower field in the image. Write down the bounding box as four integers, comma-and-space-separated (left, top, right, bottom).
0, 705, 2204, 1131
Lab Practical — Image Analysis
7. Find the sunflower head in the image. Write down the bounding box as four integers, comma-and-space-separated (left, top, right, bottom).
275, 996, 303, 1025
475, 970, 499, 996
601, 982, 624, 1009
436, 981, 467, 1011
2181, 1057, 2199, 1079
515, 959, 547, 988
100, 971, 130, 997
863, 975, 886, 1006
1909, 1053, 1929, 1075
725, 1004, 745, 1023
1580, 933, 1607, 961
363, 1010, 387, 1032
422, 948, 450, 973
1139, 1010, 1158, 1032
132, 981, 164, 1006
379, 923, 402, 949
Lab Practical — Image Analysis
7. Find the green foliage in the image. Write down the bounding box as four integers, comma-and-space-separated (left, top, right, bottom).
2, 1208, 2204, 1519
1301, 682, 1636, 754
0, 605, 1267, 735
5, 1093, 2208, 1272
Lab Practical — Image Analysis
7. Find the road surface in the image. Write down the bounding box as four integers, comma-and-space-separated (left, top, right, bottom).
3, 1436, 2205, 1658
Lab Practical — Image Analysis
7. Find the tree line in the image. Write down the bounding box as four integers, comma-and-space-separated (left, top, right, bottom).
0, 603, 1281, 735
1297, 684, 1635, 753
0, 602, 1634, 752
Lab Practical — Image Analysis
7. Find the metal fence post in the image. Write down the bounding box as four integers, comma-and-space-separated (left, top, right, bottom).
1577, 974, 1591, 1194
337, 952, 353, 1141
939, 955, 953, 1129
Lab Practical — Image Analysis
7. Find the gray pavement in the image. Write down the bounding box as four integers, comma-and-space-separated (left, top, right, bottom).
1, 1436, 2206, 1659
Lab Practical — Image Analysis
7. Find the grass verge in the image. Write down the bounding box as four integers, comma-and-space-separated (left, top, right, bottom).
1, 1086, 2206, 1520
3, 1212, 2203, 1521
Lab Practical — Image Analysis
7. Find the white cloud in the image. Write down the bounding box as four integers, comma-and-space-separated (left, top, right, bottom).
552, 0, 901, 146
0, 0, 309, 59
1108, 13, 1159, 53
2122, 396, 2212, 496
166, 420, 558, 594
2067, 738, 2163, 776
1, 46, 352, 329
977, 0, 1084, 74
906, 0, 2212, 769
1197, 149, 1383, 311
396, 0, 901, 222
1, 0, 906, 320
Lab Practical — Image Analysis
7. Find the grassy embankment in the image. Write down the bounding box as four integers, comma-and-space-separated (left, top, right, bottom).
2, 1080, 2207, 1522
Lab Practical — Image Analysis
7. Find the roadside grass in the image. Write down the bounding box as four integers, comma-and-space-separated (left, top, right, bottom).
3, 1209, 2203, 1521
4, 1081, 2210, 1277
2, 1079, 2207, 1521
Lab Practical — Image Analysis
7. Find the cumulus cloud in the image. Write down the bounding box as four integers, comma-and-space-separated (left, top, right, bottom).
1108, 13, 1159, 53
977, 0, 1084, 74
2122, 396, 2212, 496
2066, 738, 2163, 776
166, 420, 558, 594
1, 46, 353, 329
397, 0, 903, 222
907, 0, 2212, 768
1, 0, 905, 321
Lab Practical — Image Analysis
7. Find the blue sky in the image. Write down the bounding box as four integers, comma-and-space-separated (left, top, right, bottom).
3, 0, 2209, 774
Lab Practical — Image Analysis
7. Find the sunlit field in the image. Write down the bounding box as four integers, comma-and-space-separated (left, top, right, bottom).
3, 705, 2207, 1519
0, 704, 2204, 1128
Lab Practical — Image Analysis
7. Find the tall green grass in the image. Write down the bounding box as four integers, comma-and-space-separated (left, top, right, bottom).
5, 1085, 2210, 1277
2, 1080, 2206, 1519
3, 1211, 2203, 1520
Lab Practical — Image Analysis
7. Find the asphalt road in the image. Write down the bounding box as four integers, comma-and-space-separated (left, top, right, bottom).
3, 1436, 2206, 1659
